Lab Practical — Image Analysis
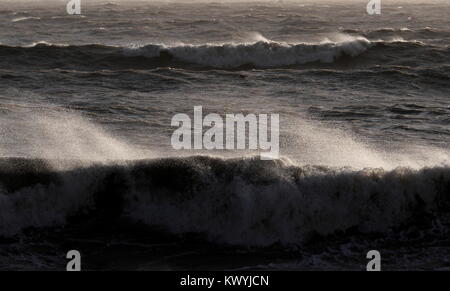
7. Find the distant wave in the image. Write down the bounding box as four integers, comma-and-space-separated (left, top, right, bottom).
0, 37, 446, 70
123, 37, 372, 68
0, 156, 449, 246
341, 26, 446, 35
11, 16, 40, 23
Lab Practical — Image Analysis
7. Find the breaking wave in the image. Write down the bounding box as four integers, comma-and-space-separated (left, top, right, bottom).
1, 36, 446, 69
123, 36, 372, 68
11, 16, 41, 23
1, 156, 449, 246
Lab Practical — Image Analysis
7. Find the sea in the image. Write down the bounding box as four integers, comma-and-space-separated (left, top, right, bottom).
0, 0, 449, 270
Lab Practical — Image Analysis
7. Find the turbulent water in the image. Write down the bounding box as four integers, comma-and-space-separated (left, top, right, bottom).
0, 0, 449, 270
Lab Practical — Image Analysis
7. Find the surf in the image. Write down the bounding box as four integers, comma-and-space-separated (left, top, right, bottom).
0, 156, 449, 247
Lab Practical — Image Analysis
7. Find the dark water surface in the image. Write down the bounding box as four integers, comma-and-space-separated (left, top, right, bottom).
0, 1, 449, 270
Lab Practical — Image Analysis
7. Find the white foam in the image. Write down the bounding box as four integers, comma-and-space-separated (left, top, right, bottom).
0, 105, 152, 167
11, 17, 40, 23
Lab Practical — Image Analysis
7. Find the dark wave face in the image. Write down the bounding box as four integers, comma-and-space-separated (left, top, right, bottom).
1, 156, 450, 270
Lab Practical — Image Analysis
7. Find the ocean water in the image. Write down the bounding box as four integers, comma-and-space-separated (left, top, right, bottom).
0, 0, 449, 270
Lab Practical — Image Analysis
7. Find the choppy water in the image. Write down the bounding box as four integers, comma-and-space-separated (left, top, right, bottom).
0, 0, 449, 270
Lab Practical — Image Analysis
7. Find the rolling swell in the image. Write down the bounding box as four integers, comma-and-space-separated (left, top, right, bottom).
0, 156, 449, 246
0, 38, 447, 70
